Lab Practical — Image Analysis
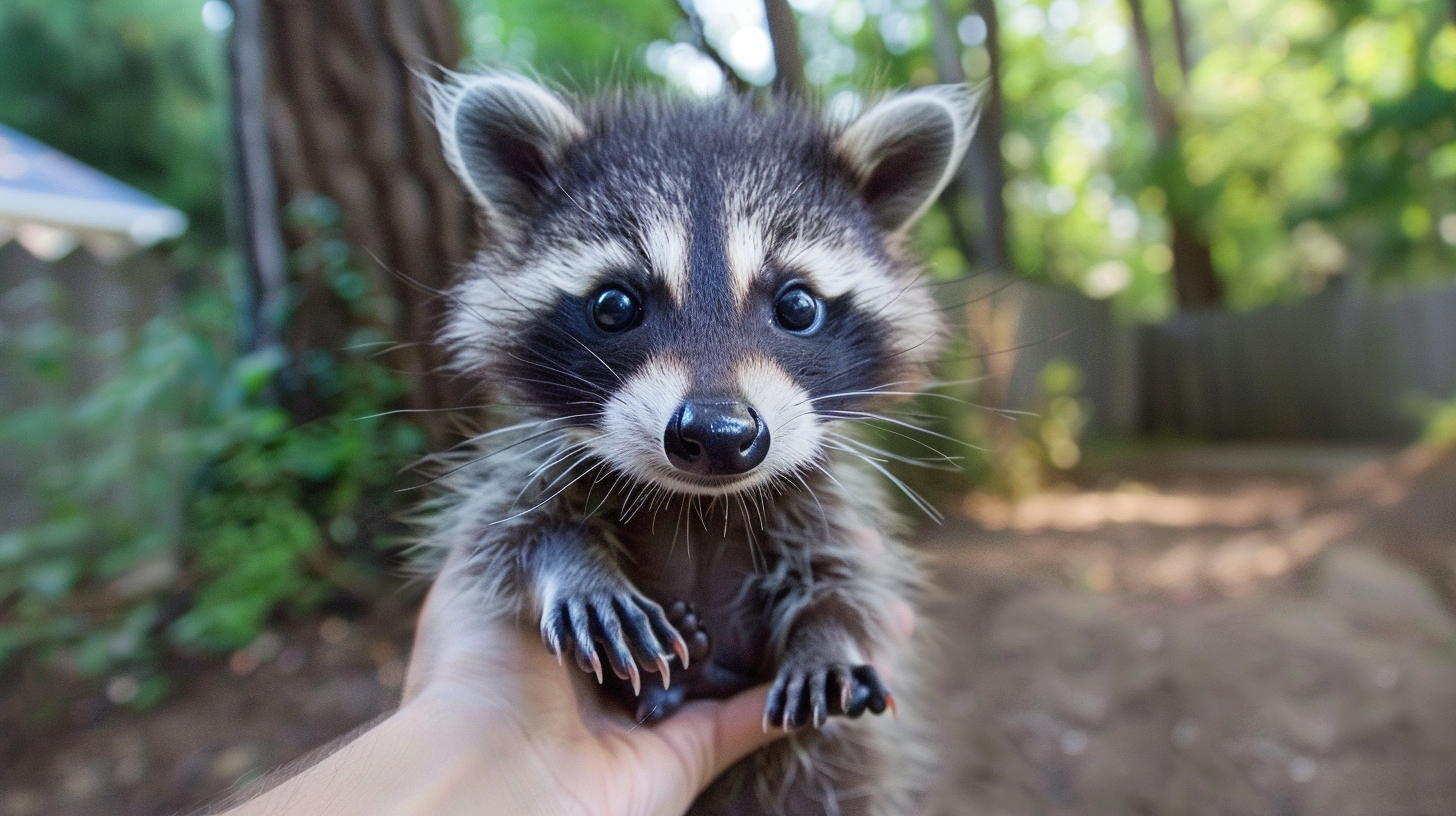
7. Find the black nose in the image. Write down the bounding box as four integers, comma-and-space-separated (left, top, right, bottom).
664, 400, 770, 477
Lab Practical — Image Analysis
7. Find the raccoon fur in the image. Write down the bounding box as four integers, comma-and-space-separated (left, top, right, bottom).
421, 72, 980, 816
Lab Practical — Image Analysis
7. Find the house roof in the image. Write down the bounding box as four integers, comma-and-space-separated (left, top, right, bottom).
0, 122, 187, 248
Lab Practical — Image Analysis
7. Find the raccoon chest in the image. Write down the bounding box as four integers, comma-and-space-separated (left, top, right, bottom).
616, 511, 772, 696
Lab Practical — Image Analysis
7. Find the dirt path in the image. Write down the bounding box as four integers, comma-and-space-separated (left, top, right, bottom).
928, 445, 1456, 815
4, 445, 1456, 815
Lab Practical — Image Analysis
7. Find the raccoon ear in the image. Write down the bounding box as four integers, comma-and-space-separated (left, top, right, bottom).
837, 84, 983, 236
430, 73, 584, 228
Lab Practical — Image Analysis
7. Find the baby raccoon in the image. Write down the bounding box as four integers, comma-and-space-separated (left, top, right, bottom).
423, 73, 979, 816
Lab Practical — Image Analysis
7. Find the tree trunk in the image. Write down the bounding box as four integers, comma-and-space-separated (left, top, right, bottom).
256, 0, 474, 428
929, 0, 1012, 272
1167, 0, 1193, 78
227, 0, 287, 353
1124, 0, 1222, 310
763, 0, 807, 98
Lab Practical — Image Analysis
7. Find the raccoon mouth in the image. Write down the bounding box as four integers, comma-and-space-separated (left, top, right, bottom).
646, 468, 768, 496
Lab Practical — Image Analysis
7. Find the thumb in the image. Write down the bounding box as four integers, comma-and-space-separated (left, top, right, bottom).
652, 685, 788, 798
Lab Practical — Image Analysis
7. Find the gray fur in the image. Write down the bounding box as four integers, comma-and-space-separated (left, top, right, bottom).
418, 73, 975, 816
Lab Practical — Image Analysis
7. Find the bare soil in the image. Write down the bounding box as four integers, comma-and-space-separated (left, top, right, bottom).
5, 444, 1456, 816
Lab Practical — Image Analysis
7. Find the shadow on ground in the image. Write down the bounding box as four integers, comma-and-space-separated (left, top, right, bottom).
4, 444, 1456, 815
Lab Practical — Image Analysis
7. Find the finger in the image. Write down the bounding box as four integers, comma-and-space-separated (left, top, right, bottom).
653, 685, 785, 798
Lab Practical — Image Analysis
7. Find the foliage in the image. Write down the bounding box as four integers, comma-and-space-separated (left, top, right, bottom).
1423, 394, 1456, 449
0, 230, 423, 700
0, 0, 230, 246
6, 0, 1456, 690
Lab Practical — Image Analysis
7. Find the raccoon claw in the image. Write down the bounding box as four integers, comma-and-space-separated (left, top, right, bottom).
540, 592, 681, 694
764, 664, 892, 731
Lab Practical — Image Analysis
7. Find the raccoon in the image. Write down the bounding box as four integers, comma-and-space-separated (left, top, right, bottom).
422, 72, 979, 816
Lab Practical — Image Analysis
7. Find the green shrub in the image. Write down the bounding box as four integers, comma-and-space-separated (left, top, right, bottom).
0, 220, 424, 703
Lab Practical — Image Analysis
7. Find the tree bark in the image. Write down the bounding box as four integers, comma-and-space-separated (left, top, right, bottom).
929, 0, 1012, 272
1167, 0, 1194, 78
1124, 0, 1222, 310
257, 0, 474, 428
763, 0, 807, 98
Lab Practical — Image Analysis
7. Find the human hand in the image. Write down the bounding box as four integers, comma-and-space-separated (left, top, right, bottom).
222, 528, 911, 816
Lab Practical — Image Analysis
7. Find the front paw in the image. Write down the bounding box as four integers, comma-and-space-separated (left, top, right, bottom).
540, 591, 690, 695
764, 662, 894, 730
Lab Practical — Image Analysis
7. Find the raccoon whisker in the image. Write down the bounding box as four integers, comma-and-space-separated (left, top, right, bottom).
833, 448, 944, 523
858, 271, 932, 324
406, 433, 570, 485
621, 479, 664, 525
500, 373, 610, 405
789, 470, 832, 544
550, 176, 594, 219
808, 461, 855, 512
507, 353, 613, 399
668, 495, 691, 563
931, 329, 1078, 368
527, 444, 593, 494
368, 251, 509, 333
820, 410, 978, 450
825, 434, 962, 471
734, 493, 766, 571
354, 403, 500, 421
400, 428, 572, 492
825, 422, 959, 461
508, 442, 585, 504
824, 440, 890, 464
795, 379, 926, 407
566, 334, 625, 385
581, 460, 616, 513
442, 414, 592, 454
934, 276, 1023, 312
435, 422, 583, 472
495, 457, 605, 526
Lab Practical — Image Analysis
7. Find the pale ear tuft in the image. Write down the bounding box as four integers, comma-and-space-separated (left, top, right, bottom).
428, 72, 584, 228
837, 84, 984, 236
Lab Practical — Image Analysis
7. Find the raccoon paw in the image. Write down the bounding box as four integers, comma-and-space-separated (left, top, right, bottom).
634, 682, 689, 724
763, 663, 894, 731
666, 600, 712, 665
540, 592, 690, 696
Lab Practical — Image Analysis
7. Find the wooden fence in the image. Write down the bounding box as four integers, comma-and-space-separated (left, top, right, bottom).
1140, 281, 1456, 441
0, 241, 175, 531
975, 276, 1456, 443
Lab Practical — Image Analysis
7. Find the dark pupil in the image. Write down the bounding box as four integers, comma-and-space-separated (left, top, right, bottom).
776, 288, 818, 331
592, 289, 637, 330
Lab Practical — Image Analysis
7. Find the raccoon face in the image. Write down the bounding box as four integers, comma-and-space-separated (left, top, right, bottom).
432, 74, 979, 496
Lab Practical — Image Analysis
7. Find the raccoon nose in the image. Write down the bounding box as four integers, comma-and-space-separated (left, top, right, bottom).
664, 400, 770, 477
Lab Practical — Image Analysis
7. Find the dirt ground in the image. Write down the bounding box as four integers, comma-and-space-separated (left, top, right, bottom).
5, 443, 1456, 816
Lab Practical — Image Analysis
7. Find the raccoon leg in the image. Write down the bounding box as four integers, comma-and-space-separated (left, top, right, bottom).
632, 601, 712, 722
763, 605, 892, 730
528, 529, 690, 694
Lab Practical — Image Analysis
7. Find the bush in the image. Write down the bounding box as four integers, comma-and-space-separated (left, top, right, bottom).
0, 227, 424, 705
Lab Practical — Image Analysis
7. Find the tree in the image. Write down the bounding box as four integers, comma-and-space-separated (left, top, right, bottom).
1124, 0, 1223, 309
929, 0, 1011, 272
763, 0, 807, 97
233, 0, 474, 430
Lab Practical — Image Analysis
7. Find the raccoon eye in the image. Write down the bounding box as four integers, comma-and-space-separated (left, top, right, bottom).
774, 286, 822, 333
591, 288, 641, 331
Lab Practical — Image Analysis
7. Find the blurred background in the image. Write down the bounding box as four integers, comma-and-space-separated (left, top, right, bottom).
3, 0, 1456, 813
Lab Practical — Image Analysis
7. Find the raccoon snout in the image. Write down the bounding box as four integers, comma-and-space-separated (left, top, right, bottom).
663, 400, 770, 477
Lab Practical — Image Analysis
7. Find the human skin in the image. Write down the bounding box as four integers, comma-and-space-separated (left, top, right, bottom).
219, 529, 910, 816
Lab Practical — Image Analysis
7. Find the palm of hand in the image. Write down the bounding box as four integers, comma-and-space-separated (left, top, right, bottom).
402, 573, 774, 816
